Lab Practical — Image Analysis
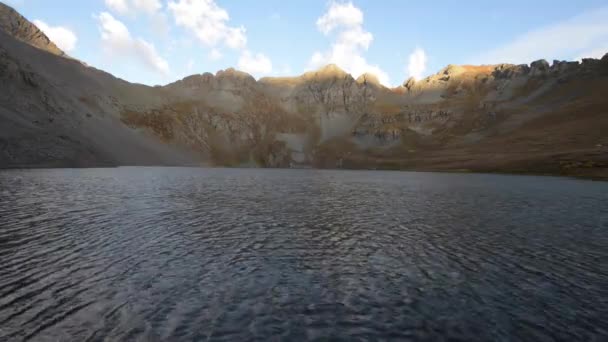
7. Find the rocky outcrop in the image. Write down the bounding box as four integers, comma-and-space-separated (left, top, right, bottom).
551, 60, 579, 73
492, 64, 530, 79
295, 66, 375, 115
403, 77, 416, 90
530, 59, 550, 76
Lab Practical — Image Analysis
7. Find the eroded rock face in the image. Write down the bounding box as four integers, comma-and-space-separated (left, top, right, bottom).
161, 53, 607, 169
158, 64, 384, 164
294, 69, 375, 115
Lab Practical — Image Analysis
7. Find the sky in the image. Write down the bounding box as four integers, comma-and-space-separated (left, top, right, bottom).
5, 0, 608, 86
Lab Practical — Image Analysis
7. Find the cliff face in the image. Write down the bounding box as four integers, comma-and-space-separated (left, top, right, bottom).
1, 3, 607, 178
128, 57, 608, 177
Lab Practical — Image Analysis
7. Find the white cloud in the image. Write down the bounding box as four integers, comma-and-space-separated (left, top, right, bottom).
105, 0, 167, 39
407, 48, 427, 80
104, 0, 162, 15
135, 39, 170, 75
132, 0, 162, 14
316, 1, 363, 34
308, 1, 389, 86
208, 48, 222, 61
105, 0, 129, 15
473, 6, 608, 64
167, 0, 275, 76
33, 20, 78, 52
95, 12, 169, 75
238, 50, 273, 76
168, 0, 246, 50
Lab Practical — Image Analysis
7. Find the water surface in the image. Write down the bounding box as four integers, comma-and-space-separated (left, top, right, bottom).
1, 167, 607, 341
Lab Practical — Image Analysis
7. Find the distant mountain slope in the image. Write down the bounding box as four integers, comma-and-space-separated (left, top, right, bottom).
0, 3, 200, 167
1, 2, 607, 178
0, 2, 64, 56
151, 57, 608, 178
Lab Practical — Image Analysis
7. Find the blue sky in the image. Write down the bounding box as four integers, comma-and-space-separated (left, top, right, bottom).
5, 0, 608, 86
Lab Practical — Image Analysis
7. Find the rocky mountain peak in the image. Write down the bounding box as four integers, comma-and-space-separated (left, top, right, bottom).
215, 67, 255, 80
438, 64, 466, 76
164, 69, 257, 92
213, 68, 256, 88
493, 63, 530, 79
530, 59, 550, 76
318, 63, 344, 73
356, 73, 381, 86
166, 72, 214, 89
0, 2, 64, 56
403, 77, 416, 90
304, 64, 350, 80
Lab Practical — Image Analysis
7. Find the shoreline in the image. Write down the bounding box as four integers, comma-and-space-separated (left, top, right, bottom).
1, 163, 606, 181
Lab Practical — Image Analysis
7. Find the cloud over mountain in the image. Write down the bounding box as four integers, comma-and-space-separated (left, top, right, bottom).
32, 19, 77, 52
167, 0, 246, 50
407, 48, 427, 80
308, 1, 389, 86
105, 0, 162, 16
96, 12, 169, 75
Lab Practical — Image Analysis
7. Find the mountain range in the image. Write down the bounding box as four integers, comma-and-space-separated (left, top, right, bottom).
1, 2, 607, 179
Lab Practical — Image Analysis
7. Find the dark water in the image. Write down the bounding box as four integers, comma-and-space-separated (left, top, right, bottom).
1, 168, 607, 341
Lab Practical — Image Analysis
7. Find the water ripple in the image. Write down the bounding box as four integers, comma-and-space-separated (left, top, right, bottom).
1, 167, 607, 341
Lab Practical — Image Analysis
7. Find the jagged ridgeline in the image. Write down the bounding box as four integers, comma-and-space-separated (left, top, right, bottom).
1, 2, 607, 177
